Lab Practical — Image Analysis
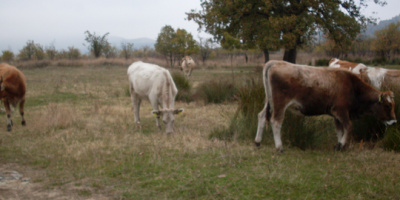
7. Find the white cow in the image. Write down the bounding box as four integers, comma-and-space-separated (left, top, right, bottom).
179, 56, 196, 78
127, 61, 184, 134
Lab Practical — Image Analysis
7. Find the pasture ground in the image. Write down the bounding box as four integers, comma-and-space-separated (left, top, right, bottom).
0, 63, 399, 199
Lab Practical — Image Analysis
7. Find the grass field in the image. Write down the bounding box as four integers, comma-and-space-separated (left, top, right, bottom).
0, 63, 399, 199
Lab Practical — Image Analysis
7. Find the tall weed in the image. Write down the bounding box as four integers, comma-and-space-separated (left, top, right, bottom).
195, 79, 237, 104
171, 72, 193, 102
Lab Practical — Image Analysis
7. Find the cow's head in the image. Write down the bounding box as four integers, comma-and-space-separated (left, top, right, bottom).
372, 91, 397, 126
152, 108, 184, 134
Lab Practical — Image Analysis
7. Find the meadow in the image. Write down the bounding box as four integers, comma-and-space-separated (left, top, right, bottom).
0, 60, 399, 199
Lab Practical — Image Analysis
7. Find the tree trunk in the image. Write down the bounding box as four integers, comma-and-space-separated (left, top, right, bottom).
283, 48, 297, 63
263, 48, 269, 63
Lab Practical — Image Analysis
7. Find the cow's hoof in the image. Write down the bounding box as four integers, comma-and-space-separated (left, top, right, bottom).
22, 121, 26, 126
276, 147, 284, 154
334, 143, 344, 151
255, 142, 261, 147
7, 124, 12, 132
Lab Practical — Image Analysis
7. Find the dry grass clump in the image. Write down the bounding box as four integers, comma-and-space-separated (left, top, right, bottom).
33, 103, 78, 130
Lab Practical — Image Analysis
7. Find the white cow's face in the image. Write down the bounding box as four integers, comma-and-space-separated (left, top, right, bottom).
153, 108, 184, 134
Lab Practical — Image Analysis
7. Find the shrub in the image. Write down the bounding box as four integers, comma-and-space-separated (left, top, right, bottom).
195, 79, 237, 104
171, 72, 192, 102
314, 58, 331, 66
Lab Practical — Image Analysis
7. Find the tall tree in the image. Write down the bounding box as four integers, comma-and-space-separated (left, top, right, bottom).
187, 0, 386, 63
155, 25, 176, 67
155, 25, 199, 67
372, 22, 400, 61
84, 31, 110, 58
18, 40, 36, 61
120, 42, 134, 60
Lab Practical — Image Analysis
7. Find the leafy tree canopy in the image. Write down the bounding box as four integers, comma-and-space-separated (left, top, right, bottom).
187, 0, 386, 63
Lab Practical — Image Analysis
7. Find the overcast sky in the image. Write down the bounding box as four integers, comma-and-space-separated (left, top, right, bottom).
1, 0, 399, 52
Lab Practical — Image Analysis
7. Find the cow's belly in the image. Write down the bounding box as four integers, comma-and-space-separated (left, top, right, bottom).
287, 100, 331, 116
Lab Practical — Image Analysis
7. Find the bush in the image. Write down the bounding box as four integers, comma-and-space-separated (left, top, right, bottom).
314, 58, 331, 66
171, 72, 193, 102
195, 79, 237, 104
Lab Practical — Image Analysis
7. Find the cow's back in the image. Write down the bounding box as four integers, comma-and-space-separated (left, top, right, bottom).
0, 63, 26, 99
127, 61, 177, 98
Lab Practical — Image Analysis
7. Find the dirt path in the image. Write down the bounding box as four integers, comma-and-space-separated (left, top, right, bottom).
0, 163, 109, 200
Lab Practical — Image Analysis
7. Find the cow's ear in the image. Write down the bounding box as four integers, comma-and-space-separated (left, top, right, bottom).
174, 108, 184, 115
152, 110, 161, 117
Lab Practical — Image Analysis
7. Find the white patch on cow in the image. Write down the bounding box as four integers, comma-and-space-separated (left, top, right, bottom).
387, 96, 392, 103
351, 64, 367, 74
366, 67, 388, 89
329, 58, 340, 68
385, 119, 397, 126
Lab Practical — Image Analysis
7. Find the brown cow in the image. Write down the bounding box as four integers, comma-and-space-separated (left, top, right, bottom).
328, 58, 367, 74
329, 58, 400, 90
0, 63, 27, 131
255, 60, 396, 152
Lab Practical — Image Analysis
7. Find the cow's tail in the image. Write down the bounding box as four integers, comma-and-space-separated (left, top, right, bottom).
263, 61, 275, 116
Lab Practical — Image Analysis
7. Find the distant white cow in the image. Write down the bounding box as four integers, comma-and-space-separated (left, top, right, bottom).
127, 61, 184, 134
179, 56, 196, 78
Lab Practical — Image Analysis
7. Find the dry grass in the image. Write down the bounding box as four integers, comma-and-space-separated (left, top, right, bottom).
0, 62, 399, 199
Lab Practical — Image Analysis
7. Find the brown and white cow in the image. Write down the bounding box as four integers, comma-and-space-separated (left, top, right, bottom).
255, 60, 396, 152
127, 61, 184, 134
328, 58, 367, 74
179, 56, 196, 78
329, 58, 400, 90
0, 63, 27, 131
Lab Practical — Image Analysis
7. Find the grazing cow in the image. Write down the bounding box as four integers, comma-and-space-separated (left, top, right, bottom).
127, 61, 183, 134
0, 63, 27, 131
179, 56, 196, 78
255, 60, 396, 152
329, 58, 400, 90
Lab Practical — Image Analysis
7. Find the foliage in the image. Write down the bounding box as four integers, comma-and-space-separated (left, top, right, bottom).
171, 72, 193, 102
372, 22, 400, 60
198, 37, 214, 64
187, 0, 385, 63
103, 43, 118, 58
155, 25, 199, 67
45, 43, 58, 60
195, 79, 237, 104
209, 77, 264, 141
1, 50, 14, 62
84, 30, 110, 58
120, 42, 134, 59
67, 47, 81, 60
18, 40, 36, 61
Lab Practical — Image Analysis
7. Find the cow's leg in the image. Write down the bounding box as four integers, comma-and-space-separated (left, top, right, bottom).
19, 99, 26, 126
149, 98, 161, 130
270, 110, 285, 152
3, 100, 13, 131
188, 68, 193, 77
333, 113, 352, 151
255, 103, 269, 146
333, 119, 344, 151
133, 96, 142, 129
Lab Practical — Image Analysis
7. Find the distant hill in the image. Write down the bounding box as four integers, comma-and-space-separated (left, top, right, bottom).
363, 14, 400, 37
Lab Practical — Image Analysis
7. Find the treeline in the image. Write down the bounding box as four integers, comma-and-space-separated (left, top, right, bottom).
317, 22, 400, 65
2, 22, 400, 66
